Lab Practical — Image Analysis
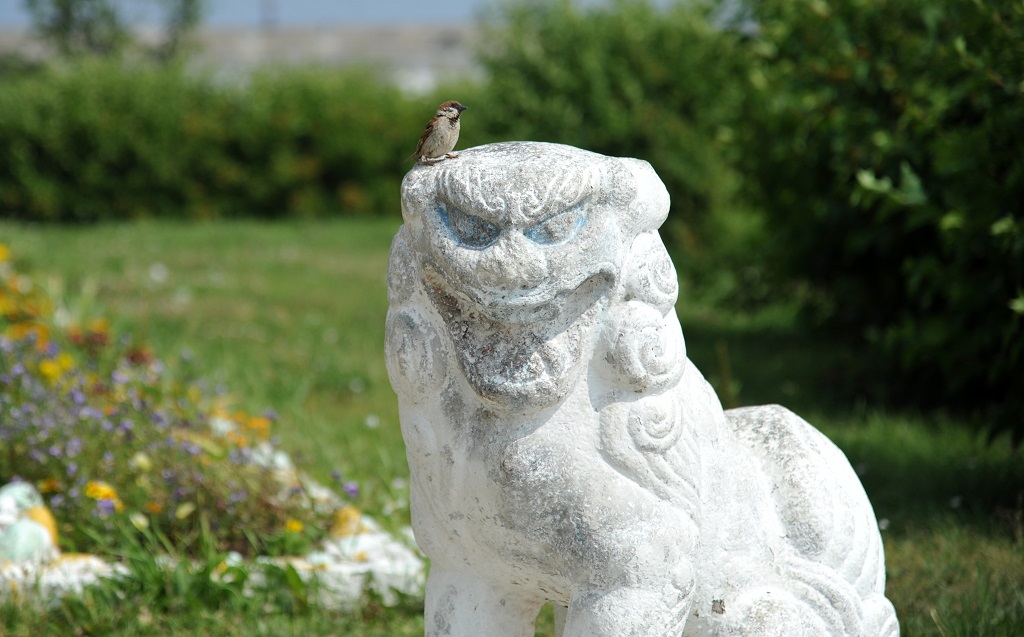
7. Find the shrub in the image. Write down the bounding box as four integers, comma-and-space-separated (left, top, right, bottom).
475, 0, 746, 230
735, 0, 1024, 440
0, 61, 426, 221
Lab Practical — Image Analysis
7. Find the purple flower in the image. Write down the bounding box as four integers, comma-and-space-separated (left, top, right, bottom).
95, 499, 116, 517
67, 437, 83, 457
67, 461, 78, 477
229, 448, 253, 464
48, 445, 62, 458
79, 406, 103, 420
343, 481, 360, 499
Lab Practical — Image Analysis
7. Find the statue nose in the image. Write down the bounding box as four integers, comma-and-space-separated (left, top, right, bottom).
476, 232, 547, 292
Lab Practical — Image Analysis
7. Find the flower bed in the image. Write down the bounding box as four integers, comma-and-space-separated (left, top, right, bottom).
0, 243, 423, 605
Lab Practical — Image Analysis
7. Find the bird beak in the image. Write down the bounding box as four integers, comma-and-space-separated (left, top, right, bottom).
457, 104, 468, 112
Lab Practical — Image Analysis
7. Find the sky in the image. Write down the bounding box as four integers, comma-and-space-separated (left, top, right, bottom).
0, 0, 504, 28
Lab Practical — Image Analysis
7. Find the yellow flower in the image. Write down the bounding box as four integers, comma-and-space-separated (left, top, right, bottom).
87, 317, 109, 335
245, 416, 271, 439
285, 518, 304, 534
224, 431, 249, 447
0, 244, 9, 262
330, 505, 365, 538
84, 480, 124, 512
38, 352, 75, 385
38, 359, 61, 383
85, 480, 117, 500
6, 322, 49, 348
37, 478, 62, 494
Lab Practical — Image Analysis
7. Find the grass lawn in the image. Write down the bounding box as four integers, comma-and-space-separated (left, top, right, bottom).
1, 218, 1022, 636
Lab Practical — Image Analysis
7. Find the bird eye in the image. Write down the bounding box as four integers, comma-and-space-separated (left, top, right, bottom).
438, 206, 501, 249
524, 205, 587, 246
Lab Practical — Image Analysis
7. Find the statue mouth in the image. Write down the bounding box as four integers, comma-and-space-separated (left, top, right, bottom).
421, 266, 616, 410
423, 265, 616, 326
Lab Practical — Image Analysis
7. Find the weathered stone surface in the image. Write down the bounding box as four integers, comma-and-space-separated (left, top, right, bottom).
386, 141, 898, 637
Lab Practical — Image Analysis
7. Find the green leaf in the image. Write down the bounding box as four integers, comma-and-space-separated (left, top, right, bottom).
284, 563, 310, 612
1010, 294, 1024, 315
939, 211, 964, 232
991, 216, 1017, 236
894, 162, 926, 206
856, 169, 893, 194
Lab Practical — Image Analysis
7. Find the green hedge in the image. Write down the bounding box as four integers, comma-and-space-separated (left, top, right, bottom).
0, 62, 427, 220
475, 0, 744, 226
736, 0, 1024, 439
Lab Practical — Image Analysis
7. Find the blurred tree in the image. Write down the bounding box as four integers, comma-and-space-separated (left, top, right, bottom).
476, 0, 745, 226
735, 0, 1024, 444
24, 0, 203, 60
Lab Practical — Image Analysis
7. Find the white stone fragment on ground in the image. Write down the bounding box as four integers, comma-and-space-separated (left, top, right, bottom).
291, 534, 425, 607
0, 518, 58, 563
0, 554, 127, 606
0, 515, 424, 609
0, 483, 59, 566
0, 475, 425, 610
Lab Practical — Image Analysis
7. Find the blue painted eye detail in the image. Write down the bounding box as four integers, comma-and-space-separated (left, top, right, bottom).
438, 205, 501, 249
524, 205, 587, 245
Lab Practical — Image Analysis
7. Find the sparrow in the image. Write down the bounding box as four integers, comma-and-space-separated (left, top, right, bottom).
405, 100, 468, 164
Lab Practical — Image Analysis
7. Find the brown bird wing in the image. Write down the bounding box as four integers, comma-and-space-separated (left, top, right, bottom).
404, 122, 433, 164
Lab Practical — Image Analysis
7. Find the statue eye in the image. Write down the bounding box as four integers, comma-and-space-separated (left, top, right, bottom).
524, 205, 587, 246
438, 206, 501, 249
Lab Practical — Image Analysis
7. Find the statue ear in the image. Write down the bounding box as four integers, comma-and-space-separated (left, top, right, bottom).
616, 158, 670, 238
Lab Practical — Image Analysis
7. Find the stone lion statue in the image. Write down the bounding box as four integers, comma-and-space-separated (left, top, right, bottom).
385, 142, 898, 637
